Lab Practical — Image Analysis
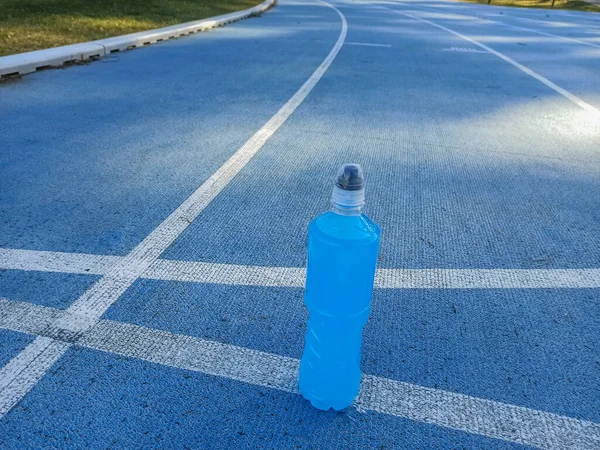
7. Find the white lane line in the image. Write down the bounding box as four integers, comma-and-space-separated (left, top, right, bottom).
442, 47, 489, 53
85, 320, 301, 393
373, 268, 600, 289
65, 0, 347, 326
150, 260, 600, 289
0, 1, 347, 419
0, 248, 118, 276
517, 16, 600, 36
147, 258, 306, 287
399, 0, 600, 48
2, 248, 600, 288
494, 22, 600, 49
346, 42, 392, 47
359, 375, 600, 450
1, 297, 598, 449
0, 337, 69, 416
380, 7, 600, 121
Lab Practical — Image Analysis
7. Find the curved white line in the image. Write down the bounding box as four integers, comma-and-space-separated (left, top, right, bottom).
0, 1, 348, 419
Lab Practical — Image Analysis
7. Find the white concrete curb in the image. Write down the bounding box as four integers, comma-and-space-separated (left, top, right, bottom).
0, 0, 275, 78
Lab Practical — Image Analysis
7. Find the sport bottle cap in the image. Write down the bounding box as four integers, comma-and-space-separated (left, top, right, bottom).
331, 163, 365, 210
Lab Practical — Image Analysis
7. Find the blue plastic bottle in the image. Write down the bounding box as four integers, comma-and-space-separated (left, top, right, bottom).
299, 163, 381, 411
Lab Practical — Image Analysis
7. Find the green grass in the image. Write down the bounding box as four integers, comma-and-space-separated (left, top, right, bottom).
0, 0, 265, 57
457, 0, 600, 13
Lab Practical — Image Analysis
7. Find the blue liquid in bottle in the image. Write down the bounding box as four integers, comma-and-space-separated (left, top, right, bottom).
299, 164, 381, 411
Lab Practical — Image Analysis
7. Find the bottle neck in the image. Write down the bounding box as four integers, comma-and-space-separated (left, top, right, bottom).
330, 186, 365, 216
331, 204, 363, 216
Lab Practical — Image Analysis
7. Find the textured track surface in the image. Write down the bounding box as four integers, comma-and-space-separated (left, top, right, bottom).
0, 0, 599, 448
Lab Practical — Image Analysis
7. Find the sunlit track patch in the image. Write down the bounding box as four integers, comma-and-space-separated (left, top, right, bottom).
377, 6, 600, 121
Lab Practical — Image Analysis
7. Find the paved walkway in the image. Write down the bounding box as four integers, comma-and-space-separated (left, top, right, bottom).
1, 0, 599, 448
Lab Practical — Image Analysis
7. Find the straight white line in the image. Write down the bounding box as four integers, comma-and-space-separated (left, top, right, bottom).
0, 248, 118, 276
373, 268, 600, 289
147, 258, 306, 287
0, 337, 69, 416
380, 7, 600, 121
1, 297, 598, 449
85, 320, 301, 393
358, 375, 600, 450
0, 1, 348, 420
517, 16, 600, 36
2, 248, 600, 288
441, 47, 489, 53
346, 41, 392, 47
150, 260, 600, 289
494, 22, 600, 49
398, 0, 600, 48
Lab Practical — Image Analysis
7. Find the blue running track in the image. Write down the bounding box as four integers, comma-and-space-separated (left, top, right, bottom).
1, 0, 599, 448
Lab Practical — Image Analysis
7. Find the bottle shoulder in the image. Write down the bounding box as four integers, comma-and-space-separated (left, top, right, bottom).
309, 211, 380, 242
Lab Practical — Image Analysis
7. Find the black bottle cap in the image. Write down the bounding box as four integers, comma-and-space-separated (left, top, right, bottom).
335, 163, 364, 191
